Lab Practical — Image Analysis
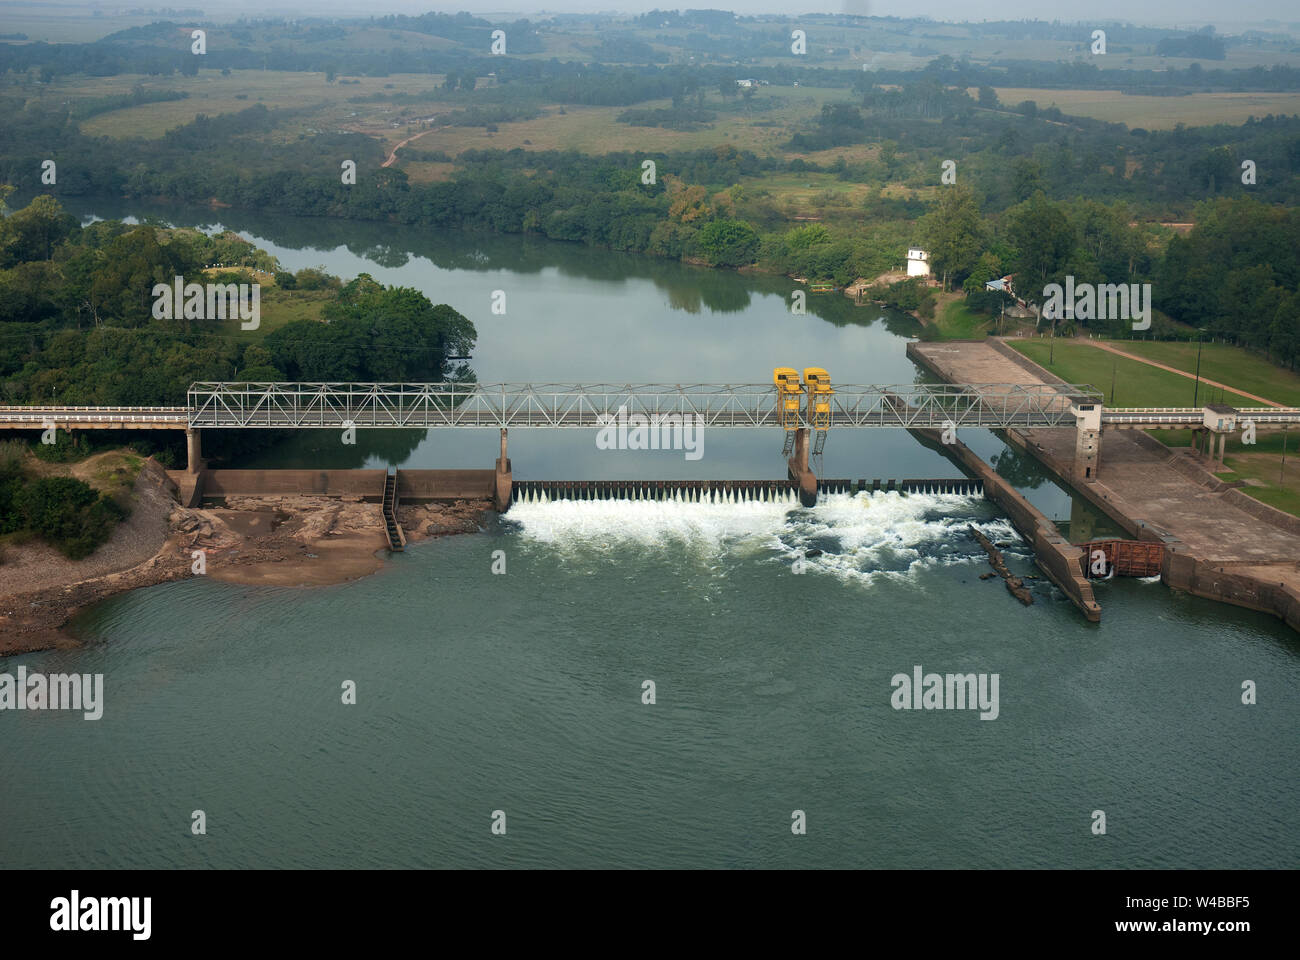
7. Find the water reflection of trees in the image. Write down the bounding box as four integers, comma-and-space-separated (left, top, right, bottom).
206, 428, 427, 469
50, 192, 918, 332
990, 446, 1050, 489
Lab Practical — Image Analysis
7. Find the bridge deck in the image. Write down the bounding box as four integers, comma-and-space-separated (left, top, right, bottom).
4, 383, 1298, 431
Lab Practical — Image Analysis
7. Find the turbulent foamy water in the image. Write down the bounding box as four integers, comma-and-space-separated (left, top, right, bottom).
506, 490, 1023, 586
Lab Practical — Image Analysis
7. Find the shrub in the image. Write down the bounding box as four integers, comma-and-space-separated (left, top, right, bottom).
30, 430, 93, 464
0, 438, 26, 469
0, 461, 23, 533
15, 476, 125, 559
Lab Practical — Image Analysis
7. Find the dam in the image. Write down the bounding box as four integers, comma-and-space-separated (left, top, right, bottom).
4, 370, 1296, 627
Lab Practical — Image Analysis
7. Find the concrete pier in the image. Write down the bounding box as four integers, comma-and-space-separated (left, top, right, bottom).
494, 428, 512, 512
186, 428, 202, 473
786, 427, 818, 507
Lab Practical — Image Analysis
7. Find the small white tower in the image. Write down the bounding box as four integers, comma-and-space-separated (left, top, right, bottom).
906, 247, 930, 278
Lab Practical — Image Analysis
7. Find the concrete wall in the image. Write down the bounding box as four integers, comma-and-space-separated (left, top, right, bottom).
397, 469, 495, 502
1165, 551, 1300, 633
195, 469, 498, 502
915, 428, 1101, 621
202, 470, 387, 499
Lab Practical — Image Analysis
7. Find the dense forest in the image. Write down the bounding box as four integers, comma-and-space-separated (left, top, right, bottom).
0, 191, 478, 406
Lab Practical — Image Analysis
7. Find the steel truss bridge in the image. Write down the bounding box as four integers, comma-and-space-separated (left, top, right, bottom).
184, 381, 1099, 430
2, 383, 1298, 431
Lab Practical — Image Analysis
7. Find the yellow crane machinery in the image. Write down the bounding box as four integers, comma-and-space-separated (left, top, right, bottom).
803, 367, 833, 458
773, 367, 804, 430
802, 368, 833, 430
774, 367, 803, 458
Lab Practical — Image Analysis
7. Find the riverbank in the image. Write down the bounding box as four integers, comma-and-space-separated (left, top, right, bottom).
0, 459, 492, 655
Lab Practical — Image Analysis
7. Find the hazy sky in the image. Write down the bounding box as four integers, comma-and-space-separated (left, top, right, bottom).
235, 1, 1298, 30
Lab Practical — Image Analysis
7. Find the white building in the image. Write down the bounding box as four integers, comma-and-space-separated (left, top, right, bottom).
906, 247, 930, 278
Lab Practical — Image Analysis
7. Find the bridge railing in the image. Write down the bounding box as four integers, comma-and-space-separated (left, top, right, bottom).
185, 381, 1103, 429
0, 405, 188, 411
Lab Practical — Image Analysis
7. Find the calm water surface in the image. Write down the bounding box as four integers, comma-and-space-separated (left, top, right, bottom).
2, 201, 1294, 868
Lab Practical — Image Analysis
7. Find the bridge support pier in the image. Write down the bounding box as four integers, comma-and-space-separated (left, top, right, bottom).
186, 428, 203, 474
786, 428, 818, 507
494, 428, 512, 512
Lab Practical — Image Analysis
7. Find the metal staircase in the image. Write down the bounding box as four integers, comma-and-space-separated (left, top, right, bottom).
381, 471, 405, 551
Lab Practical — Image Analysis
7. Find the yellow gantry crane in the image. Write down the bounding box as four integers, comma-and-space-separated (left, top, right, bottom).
774, 367, 803, 459
773, 366, 833, 458
774, 367, 804, 430
802, 367, 833, 430
803, 367, 833, 457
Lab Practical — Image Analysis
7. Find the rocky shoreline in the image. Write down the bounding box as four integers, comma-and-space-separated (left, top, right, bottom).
0, 460, 494, 655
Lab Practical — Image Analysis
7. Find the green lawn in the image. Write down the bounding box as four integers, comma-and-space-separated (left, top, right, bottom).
928, 297, 989, 340
1096, 339, 1300, 408
1011, 339, 1260, 407
212, 286, 333, 342
1149, 429, 1300, 517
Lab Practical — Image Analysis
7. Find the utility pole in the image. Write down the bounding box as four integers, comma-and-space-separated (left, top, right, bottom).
1193, 329, 1204, 407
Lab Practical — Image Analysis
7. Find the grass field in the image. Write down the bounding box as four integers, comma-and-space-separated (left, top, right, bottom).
39, 63, 1298, 161
927, 295, 989, 340
193, 268, 333, 343
1011, 339, 1262, 407
990, 88, 1300, 129
1149, 428, 1300, 516
215, 287, 333, 343
43, 71, 450, 140
386, 86, 875, 160
1094, 339, 1300, 407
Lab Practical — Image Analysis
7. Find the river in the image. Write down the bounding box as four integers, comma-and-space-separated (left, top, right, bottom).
2, 200, 1296, 868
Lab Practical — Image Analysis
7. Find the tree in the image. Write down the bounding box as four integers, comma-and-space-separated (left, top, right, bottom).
878, 139, 899, 175
1006, 192, 1075, 301
238, 344, 282, 380
921, 184, 985, 290
696, 219, 760, 267
1010, 157, 1043, 202
3, 195, 76, 264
